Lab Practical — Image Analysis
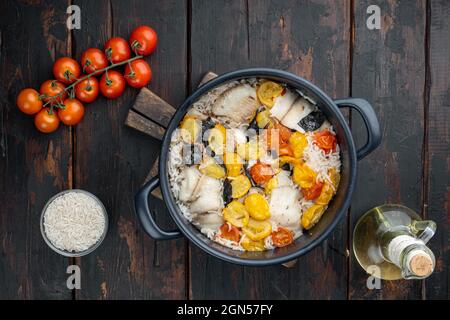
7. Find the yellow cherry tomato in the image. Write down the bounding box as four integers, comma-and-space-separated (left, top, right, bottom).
301, 204, 326, 230
230, 174, 252, 198
264, 176, 278, 194
208, 124, 226, 155
241, 237, 266, 251
200, 157, 226, 179
256, 110, 271, 128
293, 163, 317, 189
180, 116, 201, 144
223, 201, 249, 228
316, 182, 334, 205
224, 152, 243, 177
242, 218, 272, 240
289, 131, 308, 158
279, 156, 302, 167
244, 193, 270, 220
256, 81, 284, 108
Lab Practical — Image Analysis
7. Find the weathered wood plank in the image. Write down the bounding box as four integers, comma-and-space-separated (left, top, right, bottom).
125, 110, 166, 140
72, 0, 187, 299
0, 0, 72, 299
190, 0, 350, 299
130, 87, 176, 128
425, 0, 450, 300
349, 0, 426, 299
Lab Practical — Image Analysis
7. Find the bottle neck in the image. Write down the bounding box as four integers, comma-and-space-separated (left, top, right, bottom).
385, 234, 435, 279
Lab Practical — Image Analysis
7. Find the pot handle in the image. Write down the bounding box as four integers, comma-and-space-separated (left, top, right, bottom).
334, 98, 381, 160
134, 176, 182, 240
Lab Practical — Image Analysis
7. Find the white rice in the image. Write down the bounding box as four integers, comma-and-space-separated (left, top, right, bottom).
302, 132, 341, 184
43, 191, 106, 252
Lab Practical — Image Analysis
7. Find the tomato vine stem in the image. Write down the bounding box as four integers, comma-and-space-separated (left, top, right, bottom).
42, 54, 143, 108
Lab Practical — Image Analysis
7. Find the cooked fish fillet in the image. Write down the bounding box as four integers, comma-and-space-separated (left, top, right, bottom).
280, 97, 313, 132
212, 84, 259, 124
270, 89, 297, 121
193, 212, 224, 230
178, 166, 202, 202
190, 175, 223, 214
269, 186, 301, 229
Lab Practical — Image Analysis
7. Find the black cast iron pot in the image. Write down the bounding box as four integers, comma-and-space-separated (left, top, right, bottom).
135, 68, 381, 266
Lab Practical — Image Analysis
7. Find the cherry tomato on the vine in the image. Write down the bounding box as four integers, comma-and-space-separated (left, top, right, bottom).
16, 88, 43, 115
53, 57, 81, 84
124, 59, 152, 88
80, 48, 108, 74
104, 37, 131, 63
58, 98, 85, 125
34, 108, 60, 133
100, 70, 126, 99
40, 80, 67, 106
75, 77, 99, 103
129, 25, 158, 56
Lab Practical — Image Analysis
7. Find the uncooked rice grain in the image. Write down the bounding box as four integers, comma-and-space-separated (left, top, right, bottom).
43, 191, 106, 252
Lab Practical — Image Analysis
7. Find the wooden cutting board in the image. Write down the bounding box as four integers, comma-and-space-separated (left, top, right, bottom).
125, 71, 297, 268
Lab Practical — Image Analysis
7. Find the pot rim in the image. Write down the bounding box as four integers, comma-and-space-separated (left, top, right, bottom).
159, 68, 357, 266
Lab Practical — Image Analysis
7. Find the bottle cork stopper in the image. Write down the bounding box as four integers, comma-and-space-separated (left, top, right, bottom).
409, 253, 433, 277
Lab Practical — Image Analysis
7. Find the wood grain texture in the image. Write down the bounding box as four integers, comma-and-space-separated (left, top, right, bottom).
72, 0, 187, 299
349, 0, 426, 299
189, 0, 350, 299
125, 110, 166, 140
0, 0, 447, 300
130, 87, 176, 128
425, 0, 450, 300
0, 0, 72, 299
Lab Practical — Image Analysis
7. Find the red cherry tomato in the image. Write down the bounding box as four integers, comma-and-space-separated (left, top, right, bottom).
271, 227, 294, 247
313, 130, 337, 153
52, 57, 81, 84
302, 181, 324, 200
16, 88, 43, 115
266, 122, 292, 150
278, 143, 294, 157
34, 108, 60, 133
219, 223, 241, 243
75, 77, 99, 103
124, 59, 152, 88
58, 99, 85, 125
129, 25, 158, 56
104, 37, 131, 63
80, 48, 108, 74
100, 70, 126, 99
250, 163, 274, 185
39, 80, 67, 106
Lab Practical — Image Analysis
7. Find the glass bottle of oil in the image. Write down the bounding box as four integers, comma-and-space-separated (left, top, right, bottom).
353, 204, 436, 280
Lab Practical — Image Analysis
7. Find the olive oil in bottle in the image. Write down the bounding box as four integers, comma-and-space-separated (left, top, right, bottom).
353, 204, 436, 280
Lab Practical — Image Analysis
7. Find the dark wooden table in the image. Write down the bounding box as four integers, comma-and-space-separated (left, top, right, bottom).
0, 0, 448, 300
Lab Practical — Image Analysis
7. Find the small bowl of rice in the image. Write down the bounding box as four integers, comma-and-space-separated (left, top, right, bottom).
40, 189, 108, 257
